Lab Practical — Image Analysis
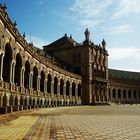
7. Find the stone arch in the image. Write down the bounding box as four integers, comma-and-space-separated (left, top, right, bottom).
40, 70, 45, 92
118, 89, 121, 99
24, 60, 30, 89
9, 94, 14, 105
15, 95, 18, 106
24, 97, 28, 106
128, 90, 131, 98
54, 76, 58, 94
37, 98, 40, 106
33, 66, 38, 91
29, 97, 32, 106
47, 74, 52, 93
123, 89, 126, 98
20, 96, 24, 106
3, 43, 12, 82
72, 82, 76, 96
3, 94, 7, 106
14, 53, 22, 86
40, 98, 43, 106
33, 98, 36, 106
66, 81, 70, 96
133, 90, 136, 98
78, 83, 81, 97
60, 79, 64, 95
108, 88, 111, 98
112, 89, 116, 98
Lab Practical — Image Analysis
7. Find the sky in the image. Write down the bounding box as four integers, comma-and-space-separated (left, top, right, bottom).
1, 0, 140, 72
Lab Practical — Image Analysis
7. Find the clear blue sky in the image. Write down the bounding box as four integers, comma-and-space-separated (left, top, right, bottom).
1, 0, 140, 72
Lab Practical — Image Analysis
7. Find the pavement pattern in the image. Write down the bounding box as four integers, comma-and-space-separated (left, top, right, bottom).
0, 105, 140, 140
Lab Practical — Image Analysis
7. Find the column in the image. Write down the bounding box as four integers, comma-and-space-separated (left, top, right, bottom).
75, 85, 78, 97
57, 81, 60, 96
29, 72, 33, 89
0, 53, 4, 81
63, 84, 66, 96
44, 79, 47, 93
20, 66, 25, 87
37, 76, 40, 91
51, 81, 54, 94
69, 84, 72, 97
10, 61, 15, 84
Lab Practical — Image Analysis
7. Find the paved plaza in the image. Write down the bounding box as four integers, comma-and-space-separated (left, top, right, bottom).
0, 105, 140, 140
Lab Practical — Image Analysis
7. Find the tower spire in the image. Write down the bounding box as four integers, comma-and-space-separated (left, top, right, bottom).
84, 28, 90, 45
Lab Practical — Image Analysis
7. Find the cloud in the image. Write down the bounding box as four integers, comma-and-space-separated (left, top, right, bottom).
108, 46, 140, 71
71, 0, 113, 18
106, 24, 131, 35
112, 0, 140, 19
108, 47, 138, 61
70, 0, 114, 28
79, 19, 103, 29
26, 34, 49, 49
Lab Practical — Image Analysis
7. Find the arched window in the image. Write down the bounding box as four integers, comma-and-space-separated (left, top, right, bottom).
123, 90, 126, 98
60, 79, 64, 95
33, 66, 38, 90
40, 70, 45, 92
47, 74, 52, 93
128, 90, 131, 98
54, 77, 58, 94
112, 89, 116, 98
118, 89, 121, 98
108, 88, 111, 98
3, 43, 12, 82
14, 53, 22, 86
133, 90, 136, 98
24, 61, 30, 89
72, 82, 76, 96
66, 81, 70, 96
78, 83, 81, 97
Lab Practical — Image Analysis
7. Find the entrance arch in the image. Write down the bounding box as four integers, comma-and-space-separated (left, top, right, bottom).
47, 74, 52, 93
24, 61, 30, 89
3, 43, 12, 82
14, 53, 22, 86
66, 81, 70, 96
60, 79, 64, 95
33, 66, 38, 90
40, 70, 45, 92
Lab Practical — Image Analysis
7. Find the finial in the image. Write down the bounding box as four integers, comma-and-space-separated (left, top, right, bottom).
64, 33, 67, 37
70, 34, 72, 39
84, 28, 90, 42
3, 4, 7, 10
13, 21, 17, 27
23, 32, 26, 38
102, 38, 106, 49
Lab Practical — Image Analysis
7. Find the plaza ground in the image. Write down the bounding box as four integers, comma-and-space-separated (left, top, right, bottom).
0, 105, 140, 140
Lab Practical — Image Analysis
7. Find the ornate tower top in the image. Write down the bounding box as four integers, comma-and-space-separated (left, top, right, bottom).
84, 28, 90, 42
102, 38, 106, 49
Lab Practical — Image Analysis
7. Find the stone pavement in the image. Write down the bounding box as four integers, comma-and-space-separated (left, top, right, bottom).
0, 105, 140, 140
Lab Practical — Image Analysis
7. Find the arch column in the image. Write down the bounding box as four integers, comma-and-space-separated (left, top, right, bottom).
29, 72, 33, 89
20, 66, 25, 87
44, 79, 47, 93
0, 53, 4, 80
10, 61, 15, 84
69, 83, 72, 97
75, 85, 78, 97
37, 76, 40, 91
63, 82, 66, 96
51, 81, 54, 94
57, 81, 60, 96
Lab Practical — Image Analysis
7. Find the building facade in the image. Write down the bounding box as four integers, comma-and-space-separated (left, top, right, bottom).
0, 4, 140, 114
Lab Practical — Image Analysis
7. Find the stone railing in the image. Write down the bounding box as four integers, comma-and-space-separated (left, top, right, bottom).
0, 80, 81, 101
